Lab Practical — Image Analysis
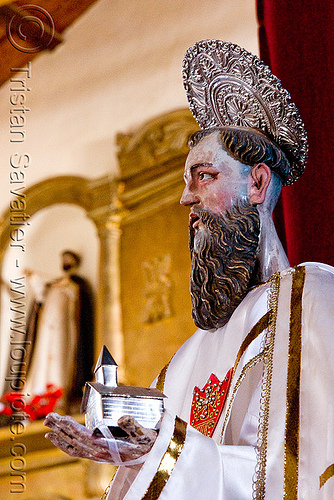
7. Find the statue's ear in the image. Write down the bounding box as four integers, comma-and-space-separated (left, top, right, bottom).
248, 163, 271, 205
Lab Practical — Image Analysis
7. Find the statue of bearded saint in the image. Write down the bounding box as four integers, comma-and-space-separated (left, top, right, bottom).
44, 126, 289, 465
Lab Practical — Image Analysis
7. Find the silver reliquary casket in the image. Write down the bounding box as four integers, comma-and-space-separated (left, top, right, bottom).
81, 346, 166, 434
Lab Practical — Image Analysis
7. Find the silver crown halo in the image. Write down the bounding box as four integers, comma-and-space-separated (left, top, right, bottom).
182, 40, 308, 185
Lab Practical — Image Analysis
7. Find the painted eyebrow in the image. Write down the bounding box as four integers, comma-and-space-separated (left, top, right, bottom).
189, 162, 214, 172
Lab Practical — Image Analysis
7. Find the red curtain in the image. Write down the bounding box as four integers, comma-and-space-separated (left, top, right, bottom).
257, 0, 334, 266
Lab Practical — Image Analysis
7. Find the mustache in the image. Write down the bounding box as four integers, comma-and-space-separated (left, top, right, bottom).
189, 203, 260, 256
189, 201, 260, 330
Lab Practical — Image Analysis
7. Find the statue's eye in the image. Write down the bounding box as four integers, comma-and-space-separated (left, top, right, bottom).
199, 172, 214, 181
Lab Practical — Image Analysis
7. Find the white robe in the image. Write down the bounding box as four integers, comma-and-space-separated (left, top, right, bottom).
25, 273, 79, 396
108, 263, 334, 499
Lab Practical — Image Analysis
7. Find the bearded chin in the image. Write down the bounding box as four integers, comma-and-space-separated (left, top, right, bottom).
190, 201, 260, 330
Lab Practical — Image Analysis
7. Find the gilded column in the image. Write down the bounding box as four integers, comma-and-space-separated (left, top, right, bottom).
94, 212, 126, 382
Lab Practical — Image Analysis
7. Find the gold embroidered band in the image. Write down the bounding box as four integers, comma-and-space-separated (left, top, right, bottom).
284, 266, 305, 499
253, 272, 281, 499
141, 416, 187, 500
320, 464, 334, 489
156, 360, 171, 392
233, 311, 270, 373
220, 309, 271, 444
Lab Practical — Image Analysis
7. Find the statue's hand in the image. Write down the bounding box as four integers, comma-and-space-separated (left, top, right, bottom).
44, 412, 158, 464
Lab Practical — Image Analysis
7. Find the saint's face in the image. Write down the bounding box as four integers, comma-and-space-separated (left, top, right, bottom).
180, 132, 250, 232
62, 253, 78, 272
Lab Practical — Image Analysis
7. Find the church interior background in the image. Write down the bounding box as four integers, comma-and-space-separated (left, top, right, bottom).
0, 1, 259, 498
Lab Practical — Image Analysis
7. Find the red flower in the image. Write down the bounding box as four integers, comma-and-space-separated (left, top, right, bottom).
0, 385, 64, 422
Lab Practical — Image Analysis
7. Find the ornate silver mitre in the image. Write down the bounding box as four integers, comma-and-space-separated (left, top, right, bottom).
182, 40, 308, 185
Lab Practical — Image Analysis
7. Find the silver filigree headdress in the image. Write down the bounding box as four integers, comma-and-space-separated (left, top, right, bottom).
182, 40, 308, 185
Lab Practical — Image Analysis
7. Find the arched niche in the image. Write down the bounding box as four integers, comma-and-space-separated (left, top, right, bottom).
0, 175, 113, 394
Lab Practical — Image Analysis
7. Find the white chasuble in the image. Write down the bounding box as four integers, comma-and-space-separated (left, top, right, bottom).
107, 263, 334, 499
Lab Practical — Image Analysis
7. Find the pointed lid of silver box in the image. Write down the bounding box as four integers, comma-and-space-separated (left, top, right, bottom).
94, 345, 118, 387
94, 345, 117, 372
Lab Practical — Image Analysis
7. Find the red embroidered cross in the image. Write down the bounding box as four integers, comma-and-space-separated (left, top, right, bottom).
190, 369, 233, 437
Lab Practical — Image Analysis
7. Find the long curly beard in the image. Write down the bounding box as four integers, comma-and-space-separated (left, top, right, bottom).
190, 201, 260, 330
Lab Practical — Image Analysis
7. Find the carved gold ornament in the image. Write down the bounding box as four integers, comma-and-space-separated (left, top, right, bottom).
182, 40, 308, 185
142, 254, 172, 324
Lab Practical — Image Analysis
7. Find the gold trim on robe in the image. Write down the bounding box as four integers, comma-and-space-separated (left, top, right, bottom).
254, 271, 281, 499
284, 266, 305, 499
320, 464, 334, 489
141, 416, 187, 500
156, 359, 172, 392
